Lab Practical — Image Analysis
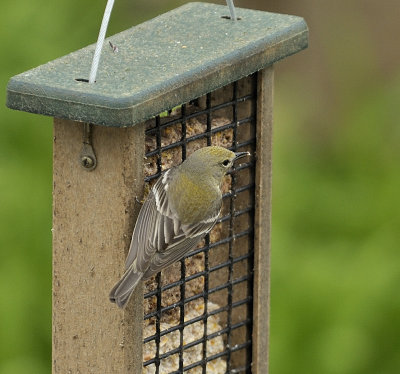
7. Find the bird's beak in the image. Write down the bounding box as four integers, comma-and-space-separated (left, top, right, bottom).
233, 151, 250, 162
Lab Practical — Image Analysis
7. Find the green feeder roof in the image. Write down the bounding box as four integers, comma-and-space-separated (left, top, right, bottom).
6, 2, 308, 127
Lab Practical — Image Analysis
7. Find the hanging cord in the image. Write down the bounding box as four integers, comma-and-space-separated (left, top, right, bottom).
88, 0, 236, 83
89, 0, 115, 83
226, 0, 237, 21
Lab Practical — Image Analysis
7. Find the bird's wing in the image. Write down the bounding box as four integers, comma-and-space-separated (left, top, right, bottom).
142, 211, 220, 278
125, 168, 220, 277
124, 169, 174, 270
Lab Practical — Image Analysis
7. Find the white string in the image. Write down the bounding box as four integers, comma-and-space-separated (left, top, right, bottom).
89, 0, 115, 83
226, 0, 237, 21
88, 0, 235, 83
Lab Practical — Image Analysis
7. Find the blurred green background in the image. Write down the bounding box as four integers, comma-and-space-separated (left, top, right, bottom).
1, 0, 399, 373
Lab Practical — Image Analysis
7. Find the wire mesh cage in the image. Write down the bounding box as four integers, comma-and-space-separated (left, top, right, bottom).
142, 74, 257, 373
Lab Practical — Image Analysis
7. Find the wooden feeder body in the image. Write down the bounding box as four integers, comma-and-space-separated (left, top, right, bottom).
6, 3, 308, 373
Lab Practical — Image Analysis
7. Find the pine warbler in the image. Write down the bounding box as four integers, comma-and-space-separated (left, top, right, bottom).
110, 146, 249, 308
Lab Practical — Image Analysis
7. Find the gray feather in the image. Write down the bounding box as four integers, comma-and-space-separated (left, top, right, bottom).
124, 191, 158, 270
143, 235, 203, 278
109, 263, 144, 308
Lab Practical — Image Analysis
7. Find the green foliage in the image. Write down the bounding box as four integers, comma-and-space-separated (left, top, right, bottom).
0, 1, 399, 373
270, 69, 400, 374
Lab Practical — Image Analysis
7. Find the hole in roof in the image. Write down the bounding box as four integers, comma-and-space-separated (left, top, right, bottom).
221, 15, 242, 20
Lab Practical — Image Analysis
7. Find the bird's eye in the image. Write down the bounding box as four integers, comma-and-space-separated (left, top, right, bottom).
222, 159, 230, 166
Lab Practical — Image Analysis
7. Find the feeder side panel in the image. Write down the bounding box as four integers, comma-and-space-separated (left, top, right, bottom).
253, 66, 274, 374
52, 119, 145, 373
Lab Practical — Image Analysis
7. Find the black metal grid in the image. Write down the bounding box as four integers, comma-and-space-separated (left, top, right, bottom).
142, 73, 257, 374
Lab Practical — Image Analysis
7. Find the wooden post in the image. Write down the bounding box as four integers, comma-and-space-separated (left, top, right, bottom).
52, 119, 145, 373
253, 65, 274, 373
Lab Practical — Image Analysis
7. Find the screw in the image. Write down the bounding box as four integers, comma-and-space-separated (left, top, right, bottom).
81, 156, 94, 168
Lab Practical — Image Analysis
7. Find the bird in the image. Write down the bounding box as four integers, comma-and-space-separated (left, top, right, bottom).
109, 146, 249, 308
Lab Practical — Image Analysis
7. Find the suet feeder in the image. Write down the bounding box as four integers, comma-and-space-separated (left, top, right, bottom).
6, 2, 307, 373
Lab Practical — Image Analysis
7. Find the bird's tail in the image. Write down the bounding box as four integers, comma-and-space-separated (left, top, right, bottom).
109, 265, 143, 308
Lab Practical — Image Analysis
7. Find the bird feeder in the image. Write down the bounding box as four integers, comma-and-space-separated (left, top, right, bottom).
6, 2, 307, 373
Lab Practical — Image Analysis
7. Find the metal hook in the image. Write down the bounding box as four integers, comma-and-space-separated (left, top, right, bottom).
79, 123, 97, 171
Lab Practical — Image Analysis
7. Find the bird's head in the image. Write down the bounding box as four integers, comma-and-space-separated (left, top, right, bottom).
181, 146, 250, 182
